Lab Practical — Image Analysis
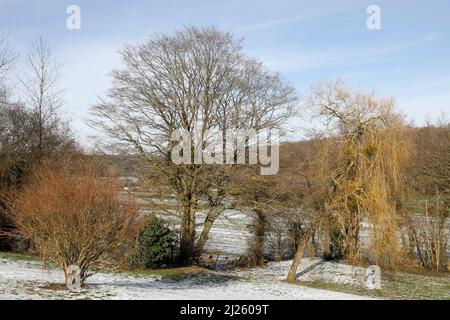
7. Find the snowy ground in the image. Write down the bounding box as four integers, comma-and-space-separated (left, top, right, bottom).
0, 256, 373, 300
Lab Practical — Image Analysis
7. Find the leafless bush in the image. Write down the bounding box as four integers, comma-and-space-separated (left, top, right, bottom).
8, 163, 138, 286
401, 197, 449, 272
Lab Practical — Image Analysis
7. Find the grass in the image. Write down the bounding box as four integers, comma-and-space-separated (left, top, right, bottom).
295, 270, 450, 300
0, 251, 208, 280
94, 264, 209, 280
0, 251, 40, 262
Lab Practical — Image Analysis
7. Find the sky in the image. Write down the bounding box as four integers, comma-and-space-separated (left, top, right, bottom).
1, 0, 449, 146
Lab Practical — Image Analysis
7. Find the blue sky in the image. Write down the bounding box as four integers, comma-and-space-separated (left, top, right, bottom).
1, 0, 449, 145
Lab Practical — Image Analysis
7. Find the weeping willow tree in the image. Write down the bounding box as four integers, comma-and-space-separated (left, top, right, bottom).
315, 80, 410, 267
287, 80, 409, 281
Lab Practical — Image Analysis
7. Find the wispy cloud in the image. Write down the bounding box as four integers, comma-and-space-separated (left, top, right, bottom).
251, 33, 443, 73
236, 5, 356, 33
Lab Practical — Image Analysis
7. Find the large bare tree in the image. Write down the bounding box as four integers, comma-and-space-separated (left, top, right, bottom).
90, 26, 296, 264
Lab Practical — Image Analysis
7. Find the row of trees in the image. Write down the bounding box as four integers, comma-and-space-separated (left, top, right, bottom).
0, 27, 448, 288
1, 33, 78, 251
89, 27, 448, 273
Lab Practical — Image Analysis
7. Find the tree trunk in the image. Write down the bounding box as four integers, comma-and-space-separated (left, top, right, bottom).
286, 236, 309, 283
179, 202, 196, 265
342, 213, 360, 262
194, 208, 220, 258
250, 209, 267, 265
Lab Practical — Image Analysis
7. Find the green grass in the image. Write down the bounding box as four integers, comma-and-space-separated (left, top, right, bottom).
0, 251, 41, 262
296, 270, 450, 300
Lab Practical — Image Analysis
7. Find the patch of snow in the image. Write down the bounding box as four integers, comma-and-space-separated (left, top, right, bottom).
0, 257, 373, 300
232, 258, 368, 286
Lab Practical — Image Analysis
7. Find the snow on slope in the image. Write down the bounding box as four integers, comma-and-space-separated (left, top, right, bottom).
0, 257, 372, 300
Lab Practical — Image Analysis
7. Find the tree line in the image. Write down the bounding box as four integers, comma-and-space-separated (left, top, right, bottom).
0, 27, 448, 287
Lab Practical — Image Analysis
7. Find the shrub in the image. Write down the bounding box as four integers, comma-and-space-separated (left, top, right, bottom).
129, 215, 176, 269
9, 164, 137, 286
401, 197, 449, 272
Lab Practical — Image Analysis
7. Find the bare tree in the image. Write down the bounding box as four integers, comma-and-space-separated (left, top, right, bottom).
399, 115, 449, 271
0, 104, 32, 184
0, 32, 18, 250
401, 195, 448, 272
19, 36, 71, 162
0, 32, 16, 86
233, 169, 276, 265
90, 26, 296, 265
408, 115, 450, 194
0, 32, 19, 177
1, 36, 77, 251
284, 139, 333, 282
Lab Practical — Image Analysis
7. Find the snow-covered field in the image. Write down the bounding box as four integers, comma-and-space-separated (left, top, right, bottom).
0, 256, 372, 300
